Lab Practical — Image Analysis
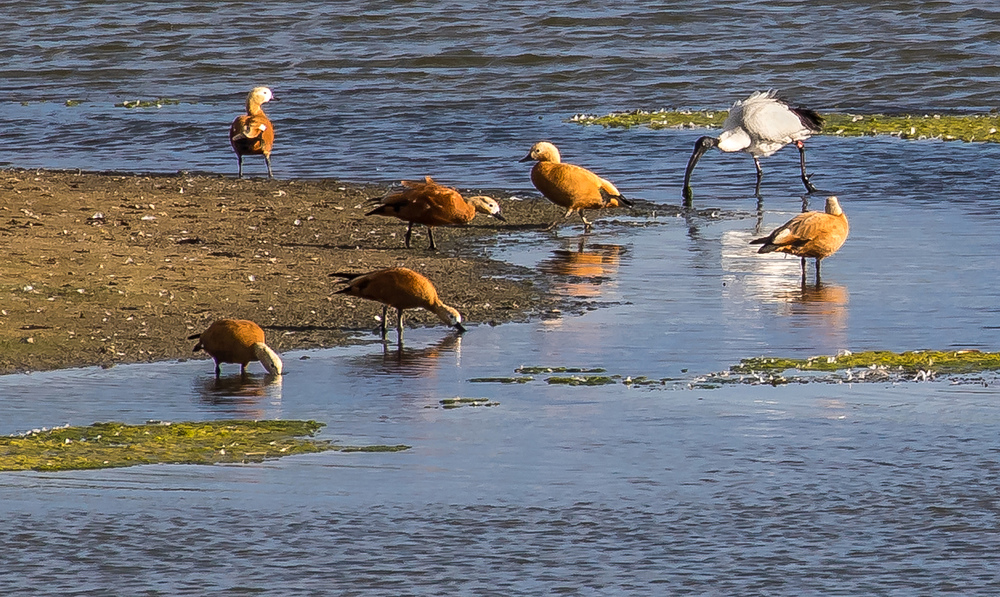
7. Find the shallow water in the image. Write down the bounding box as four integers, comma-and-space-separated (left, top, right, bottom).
4, 1, 1000, 594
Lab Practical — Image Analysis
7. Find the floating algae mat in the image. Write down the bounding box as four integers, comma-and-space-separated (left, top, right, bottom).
115, 98, 182, 109
570, 110, 1000, 143
732, 350, 1000, 375
0, 420, 409, 472
439, 397, 500, 409
683, 349, 1000, 387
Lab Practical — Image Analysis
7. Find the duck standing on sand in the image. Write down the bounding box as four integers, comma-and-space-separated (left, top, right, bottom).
230, 86, 276, 179
366, 176, 505, 250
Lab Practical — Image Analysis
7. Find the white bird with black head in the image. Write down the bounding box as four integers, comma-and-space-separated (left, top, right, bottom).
682, 91, 823, 203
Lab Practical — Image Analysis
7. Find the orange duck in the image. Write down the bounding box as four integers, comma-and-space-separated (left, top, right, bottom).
189, 319, 283, 376
366, 176, 505, 249
229, 86, 276, 178
331, 267, 466, 342
519, 141, 631, 230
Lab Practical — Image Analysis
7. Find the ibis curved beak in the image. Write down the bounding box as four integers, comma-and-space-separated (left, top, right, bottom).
682, 136, 719, 201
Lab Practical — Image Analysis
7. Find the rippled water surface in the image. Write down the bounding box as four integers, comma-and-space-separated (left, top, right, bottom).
3, 2, 1000, 595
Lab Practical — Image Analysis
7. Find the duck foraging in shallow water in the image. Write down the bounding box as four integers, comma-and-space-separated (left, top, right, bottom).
230, 86, 276, 179
750, 195, 848, 283
189, 319, 283, 376
366, 176, 505, 250
682, 90, 823, 203
519, 141, 631, 231
331, 267, 466, 343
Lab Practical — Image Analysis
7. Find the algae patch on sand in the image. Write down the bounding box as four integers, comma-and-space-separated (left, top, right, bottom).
0, 420, 409, 472
571, 110, 1000, 143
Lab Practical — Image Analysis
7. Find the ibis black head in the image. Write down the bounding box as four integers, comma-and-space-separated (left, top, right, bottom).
682, 136, 720, 202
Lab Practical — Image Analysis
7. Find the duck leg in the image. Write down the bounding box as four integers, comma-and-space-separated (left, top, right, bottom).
546, 208, 575, 231
379, 305, 389, 339
404, 222, 414, 248
396, 308, 405, 344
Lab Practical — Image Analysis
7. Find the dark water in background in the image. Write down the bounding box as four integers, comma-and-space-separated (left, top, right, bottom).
2, 1, 999, 185
4, 2, 1000, 595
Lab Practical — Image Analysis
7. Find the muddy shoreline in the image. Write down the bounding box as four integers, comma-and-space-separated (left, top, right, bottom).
0, 168, 598, 375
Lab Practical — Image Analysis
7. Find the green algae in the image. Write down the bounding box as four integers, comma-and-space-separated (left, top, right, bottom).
468, 377, 533, 384
0, 420, 409, 472
115, 98, 181, 109
571, 110, 1000, 143
515, 366, 606, 375
732, 350, 1000, 375
440, 397, 500, 409
546, 375, 619, 386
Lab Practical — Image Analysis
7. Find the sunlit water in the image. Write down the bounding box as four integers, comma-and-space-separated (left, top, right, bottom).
3, 1, 1000, 594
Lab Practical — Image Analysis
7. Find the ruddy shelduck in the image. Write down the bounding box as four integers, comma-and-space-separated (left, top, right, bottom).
189, 319, 283, 376
366, 176, 506, 250
750, 196, 848, 282
331, 267, 466, 342
230, 86, 276, 179
683, 90, 823, 202
519, 141, 631, 230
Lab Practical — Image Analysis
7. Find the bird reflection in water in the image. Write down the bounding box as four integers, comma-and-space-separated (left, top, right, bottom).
347, 332, 463, 379
194, 373, 282, 419
537, 237, 625, 298
774, 281, 850, 345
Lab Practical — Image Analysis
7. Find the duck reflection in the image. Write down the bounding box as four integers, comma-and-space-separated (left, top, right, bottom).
194, 373, 283, 419
775, 281, 850, 345
347, 332, 463, 378
538, 237, 625, 298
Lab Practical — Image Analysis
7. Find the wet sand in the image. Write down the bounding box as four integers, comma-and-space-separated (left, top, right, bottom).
0, 169, 598, 374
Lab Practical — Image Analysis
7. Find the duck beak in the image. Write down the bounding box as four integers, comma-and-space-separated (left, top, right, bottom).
454, 322, 468, 333
492, 212, 507, 222
518, 153, 533, 163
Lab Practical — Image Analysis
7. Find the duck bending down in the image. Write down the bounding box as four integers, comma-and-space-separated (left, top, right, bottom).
683, 90, 823, 202
519, 141, 631, 230
750, 196, 848, 282
189, 319, 283, 376
331, 267, 466, 342
366, 176, 505, 250
230, 86, 276, 179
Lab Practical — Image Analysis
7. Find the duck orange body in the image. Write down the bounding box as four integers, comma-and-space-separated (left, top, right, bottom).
189, 319, 283, 376
366, 177, 505, 249
229, 87, 276, 179
750, 196, 849, 281
520, 141, 630, 230
331, 267, 466, 342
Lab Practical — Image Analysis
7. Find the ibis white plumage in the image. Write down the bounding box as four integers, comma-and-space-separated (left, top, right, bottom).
682, 91, 823, 203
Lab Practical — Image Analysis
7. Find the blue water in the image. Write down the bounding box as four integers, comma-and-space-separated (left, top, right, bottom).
3, 1, 1000, 594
